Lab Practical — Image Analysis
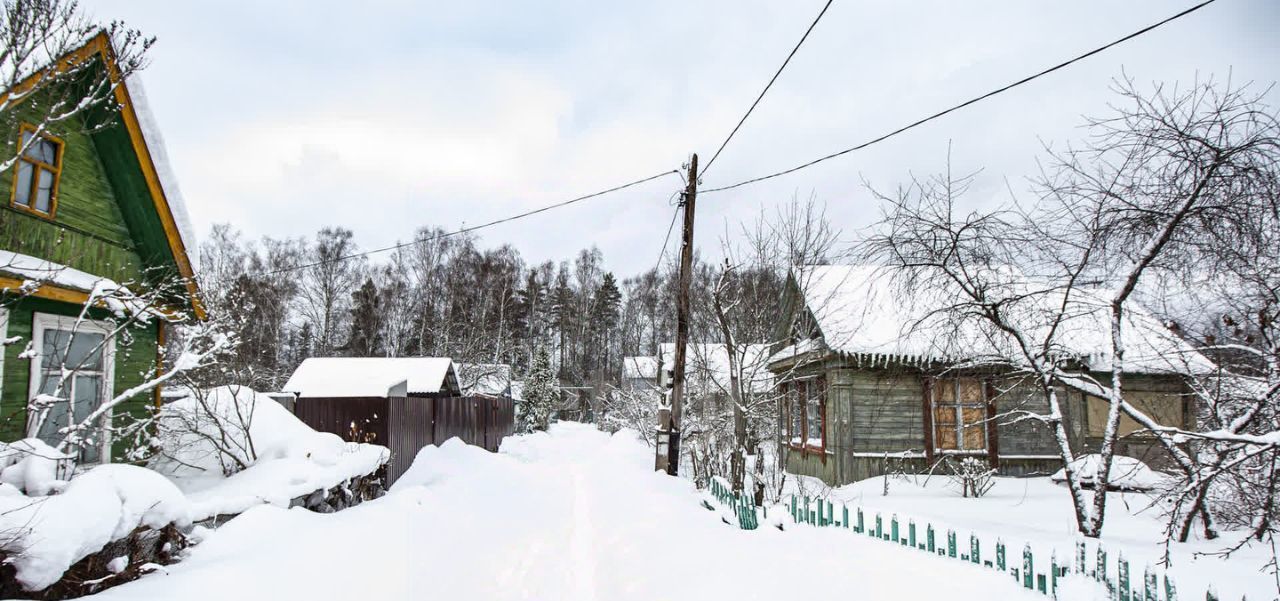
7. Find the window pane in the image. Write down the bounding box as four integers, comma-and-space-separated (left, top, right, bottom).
14, 162, 33, 207
72, 374, 101, 423
937, 379, 956, 403
961, 407, 986, 450
34, 378, 70, 445
42, 328, 105, 370
790, 384, 803, 442
806, 388, 822, 444
32, 139, 57, 165
935, 423, 957, 450
35, 168, 53, 212
959, 378, 984, 404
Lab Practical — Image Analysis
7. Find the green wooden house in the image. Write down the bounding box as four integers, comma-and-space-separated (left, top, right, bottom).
769, 265, 1208, 486
0, 33, 200, 463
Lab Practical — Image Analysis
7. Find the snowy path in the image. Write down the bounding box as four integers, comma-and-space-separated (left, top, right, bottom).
93, 424, 1075, 601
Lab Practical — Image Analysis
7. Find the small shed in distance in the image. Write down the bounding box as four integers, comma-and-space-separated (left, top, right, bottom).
284, 357, 514, 484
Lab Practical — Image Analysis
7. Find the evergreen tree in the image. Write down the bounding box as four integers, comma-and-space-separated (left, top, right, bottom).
523, 345, 559, 432
347, 278, 384, 356
591, 272, 623, 376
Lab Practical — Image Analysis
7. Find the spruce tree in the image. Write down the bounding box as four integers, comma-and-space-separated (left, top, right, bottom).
524, 345, 559, 432
346, 278, 383, 356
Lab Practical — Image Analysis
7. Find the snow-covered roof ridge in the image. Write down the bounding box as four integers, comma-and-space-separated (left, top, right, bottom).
791, 264, 1213, 374
283, 357, 457, 398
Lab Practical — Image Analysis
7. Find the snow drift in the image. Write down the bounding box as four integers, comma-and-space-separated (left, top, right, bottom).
149, 386, 389, 520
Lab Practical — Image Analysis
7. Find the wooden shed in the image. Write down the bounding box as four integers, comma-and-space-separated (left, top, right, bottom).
284, 357, 515, 484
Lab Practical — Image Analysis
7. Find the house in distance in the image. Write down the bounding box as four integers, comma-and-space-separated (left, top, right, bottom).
769, 265, 1210, 486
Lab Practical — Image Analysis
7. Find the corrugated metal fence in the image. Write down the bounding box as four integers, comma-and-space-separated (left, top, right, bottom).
295, 395, 515, 484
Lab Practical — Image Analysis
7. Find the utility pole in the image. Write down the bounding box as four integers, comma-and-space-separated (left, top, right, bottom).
665, 153, 698, 476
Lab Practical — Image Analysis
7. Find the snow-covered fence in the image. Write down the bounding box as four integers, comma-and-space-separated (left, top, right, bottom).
708, 477, 761, 530
704, 489, 1211, 601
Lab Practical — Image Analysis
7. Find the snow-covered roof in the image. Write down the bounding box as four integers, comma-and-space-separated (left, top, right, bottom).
457, 363, 513, 397
783, 265, 1213, 374
658, 343, 774, 394
283, 357, 458, 398
622, 356, 659, 380
0, 250, 107, 292
124, 75, 198, 269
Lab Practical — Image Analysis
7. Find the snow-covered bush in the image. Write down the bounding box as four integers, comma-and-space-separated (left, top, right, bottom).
147, 385, 347, 478
0, 464, 191, 592
945, 457, 996, 498
1050, 455, 1165, 492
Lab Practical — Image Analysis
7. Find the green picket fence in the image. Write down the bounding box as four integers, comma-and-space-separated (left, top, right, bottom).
774, 494, 1221, 601
708, 477, 761, 530
702, 485, 1229, 601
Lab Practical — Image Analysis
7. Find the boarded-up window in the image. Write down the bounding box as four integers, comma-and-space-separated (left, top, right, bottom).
1085, 390, 1185, 437
932, 378, 988, 452
784, 378, 825, 449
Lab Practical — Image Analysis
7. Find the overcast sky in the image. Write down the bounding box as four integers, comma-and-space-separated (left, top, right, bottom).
84, 0, 1279, 277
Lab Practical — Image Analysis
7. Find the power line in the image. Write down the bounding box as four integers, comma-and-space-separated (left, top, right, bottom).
268, 170, 680, 275
701, 0, 1218, 195
698, 0, 835, 180
652, 199, 682, 274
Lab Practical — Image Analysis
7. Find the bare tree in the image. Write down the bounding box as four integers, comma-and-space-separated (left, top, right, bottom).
0, 0, 153, 174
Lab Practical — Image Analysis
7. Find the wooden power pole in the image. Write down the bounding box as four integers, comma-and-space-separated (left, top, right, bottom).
665, 153, 698, 476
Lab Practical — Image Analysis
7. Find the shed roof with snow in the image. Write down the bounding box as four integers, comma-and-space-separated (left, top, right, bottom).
775, 265, 1213, 374
283, 357, 460, 398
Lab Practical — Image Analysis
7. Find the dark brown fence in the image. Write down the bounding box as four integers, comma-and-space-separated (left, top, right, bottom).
294, 395, 515, 484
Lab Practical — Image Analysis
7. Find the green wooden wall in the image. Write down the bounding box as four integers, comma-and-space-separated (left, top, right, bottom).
0, 108, 144, 283
0, 296, 158, 462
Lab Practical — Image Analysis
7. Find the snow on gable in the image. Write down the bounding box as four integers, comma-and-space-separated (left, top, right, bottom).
658, 343, 773, 394
123, 75, 198, 269
791, 265, 1213, 374
283, 357, 457, 398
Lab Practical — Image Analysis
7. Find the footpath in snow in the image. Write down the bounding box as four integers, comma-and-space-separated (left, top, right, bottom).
91, 424, 1095, 601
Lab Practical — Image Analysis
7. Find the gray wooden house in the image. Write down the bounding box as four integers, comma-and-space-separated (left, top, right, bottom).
769, 265, 1210, 486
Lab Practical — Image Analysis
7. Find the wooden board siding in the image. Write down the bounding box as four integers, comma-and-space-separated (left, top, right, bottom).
0, 296, 158, 460
0, 110, 145, 283
992, 379, 1062, 457
846, 370, 925, 454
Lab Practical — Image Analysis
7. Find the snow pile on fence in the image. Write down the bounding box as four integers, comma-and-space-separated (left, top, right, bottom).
1049, 455, 1166, 491
150, 386, 389, 520
0, 464, 192, 591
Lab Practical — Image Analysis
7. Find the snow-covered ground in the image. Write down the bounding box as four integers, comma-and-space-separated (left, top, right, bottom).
788, 472, 1276, 601
90, 423, 1102, 601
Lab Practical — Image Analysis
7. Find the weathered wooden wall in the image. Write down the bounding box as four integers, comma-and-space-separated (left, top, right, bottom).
784, 363, 1194, 486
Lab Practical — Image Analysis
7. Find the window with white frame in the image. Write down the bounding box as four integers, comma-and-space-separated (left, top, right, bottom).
28, 313, 115, 463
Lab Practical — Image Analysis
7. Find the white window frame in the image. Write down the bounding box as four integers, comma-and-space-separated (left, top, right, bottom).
27, 313, 116, 463
0, 308, 8, 399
